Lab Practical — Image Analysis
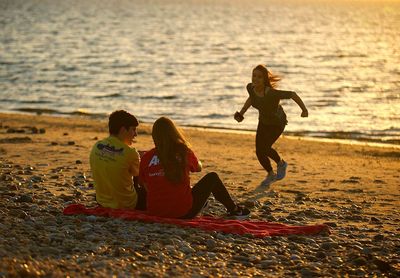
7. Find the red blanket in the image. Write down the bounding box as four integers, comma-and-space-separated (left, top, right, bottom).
63, 204, 329, 237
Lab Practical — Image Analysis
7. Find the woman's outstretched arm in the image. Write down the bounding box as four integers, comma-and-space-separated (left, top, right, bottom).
290, 92, 308, 117
239, 97, 252, 115
234, 97, 252, 122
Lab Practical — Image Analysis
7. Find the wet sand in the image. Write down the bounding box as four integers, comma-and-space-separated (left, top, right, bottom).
0, 112, 399, 277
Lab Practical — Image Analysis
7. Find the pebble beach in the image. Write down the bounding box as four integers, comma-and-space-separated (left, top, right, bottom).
0, 112, 399, 277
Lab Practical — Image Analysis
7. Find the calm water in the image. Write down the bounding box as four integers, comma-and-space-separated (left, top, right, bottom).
1, 0, 399, 144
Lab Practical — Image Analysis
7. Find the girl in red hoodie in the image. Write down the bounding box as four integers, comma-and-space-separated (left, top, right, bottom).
139, 117, 250, 219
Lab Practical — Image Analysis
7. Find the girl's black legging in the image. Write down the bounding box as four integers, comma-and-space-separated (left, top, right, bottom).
181, 172, 236, 219
256, 122, 285, 173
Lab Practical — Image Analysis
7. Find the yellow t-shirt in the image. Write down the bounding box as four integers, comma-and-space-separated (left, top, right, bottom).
89, 136, 139, 209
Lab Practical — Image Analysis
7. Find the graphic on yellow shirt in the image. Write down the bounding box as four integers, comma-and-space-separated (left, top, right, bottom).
90, 136, 139, 209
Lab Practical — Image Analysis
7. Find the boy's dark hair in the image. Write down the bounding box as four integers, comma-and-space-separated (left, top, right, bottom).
108, 110, 139, 135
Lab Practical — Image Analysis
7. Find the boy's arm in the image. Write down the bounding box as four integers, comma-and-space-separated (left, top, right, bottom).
129, 149, 140, 176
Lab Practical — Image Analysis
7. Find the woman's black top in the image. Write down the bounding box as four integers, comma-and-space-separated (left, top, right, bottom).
246, 83, 293, 126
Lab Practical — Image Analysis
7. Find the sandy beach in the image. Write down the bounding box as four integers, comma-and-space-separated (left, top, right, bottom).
0, 112, 399, 277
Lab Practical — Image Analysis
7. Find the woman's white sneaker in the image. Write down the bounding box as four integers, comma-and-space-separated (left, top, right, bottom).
260, 172, 277, 187
276, 160, 288, 180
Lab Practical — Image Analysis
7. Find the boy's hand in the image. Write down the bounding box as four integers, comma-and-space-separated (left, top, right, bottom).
301, 109, 308, 117
234, 111, 244, 122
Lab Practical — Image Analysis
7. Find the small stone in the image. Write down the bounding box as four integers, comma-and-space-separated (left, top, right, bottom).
232, 255, 251, 264
342, 179, 359, 184
10, 209, 28, 219
8, 183, 20, 190
133, 251, 145, 260
86, 215, 97, 222
290, 254, 301, 261
373, 234, 384, 241
243, 199, 261, 208
324, 222, 337, 227
352, 245, 364, 252
331, 257, 343, 265
259, 259, 276, 269
0, 137, 32, 143
75, 160, 82, 164
373, 257, 392, 272
1, 174, 13, 181
113, 247, 124, 257
39, 128, 46, 133
30, 176, 43, 183
16, 194, 33, 203
40, 247, 60, 256
370, 217, 381, 223
315, 251, 326, 259
74, 190, 82, 197
30, 127, 39, 134
67, 141, 75, 145
353, 257, 367, 266
181, 245, 195, 254
362, 247, 373, 255
205, 239, 216, 250
373, 179, 386, 184
320, 242, 339, 250
60, 194, 74, 202
300, 268, 319, 277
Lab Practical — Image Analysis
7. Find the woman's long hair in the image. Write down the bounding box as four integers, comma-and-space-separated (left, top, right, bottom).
151, 117, 191, 183
253, 64, 281, 89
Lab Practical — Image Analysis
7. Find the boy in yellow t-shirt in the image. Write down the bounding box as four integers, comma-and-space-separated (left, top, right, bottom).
90, 110, 146, 209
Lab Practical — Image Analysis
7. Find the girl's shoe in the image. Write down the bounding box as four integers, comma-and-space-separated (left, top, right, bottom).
227, 206, 251, 220
260, 172, 276, 187
276, 160, 288, 180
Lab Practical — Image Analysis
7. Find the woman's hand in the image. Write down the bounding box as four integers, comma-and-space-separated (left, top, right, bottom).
196, 161, 203, 172
301, 109, 308, 117
234, 111, 244, 122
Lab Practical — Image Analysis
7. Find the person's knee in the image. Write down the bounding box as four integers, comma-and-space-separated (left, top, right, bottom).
205, 171, 219, 182
256, 149, 266, 158
265, 148, 274, 155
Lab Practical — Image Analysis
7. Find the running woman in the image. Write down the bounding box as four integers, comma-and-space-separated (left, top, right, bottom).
234, 64, 308, 186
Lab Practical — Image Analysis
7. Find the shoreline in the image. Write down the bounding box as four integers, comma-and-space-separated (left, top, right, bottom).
2, 110, 399, 148
184, 125, 400, 150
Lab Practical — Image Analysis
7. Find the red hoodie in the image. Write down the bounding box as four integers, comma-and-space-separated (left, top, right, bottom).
139, 148, 199, 218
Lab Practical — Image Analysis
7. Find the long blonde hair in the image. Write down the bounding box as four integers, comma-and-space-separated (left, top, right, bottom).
151, 117, 191, 183
253, 64, 281, 89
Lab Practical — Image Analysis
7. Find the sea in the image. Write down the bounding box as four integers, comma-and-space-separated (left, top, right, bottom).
1, 0, 399, 145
